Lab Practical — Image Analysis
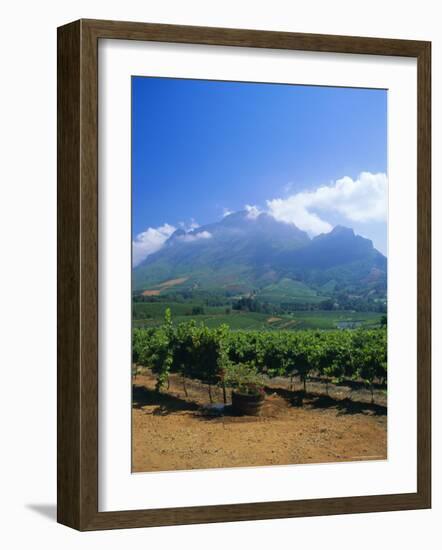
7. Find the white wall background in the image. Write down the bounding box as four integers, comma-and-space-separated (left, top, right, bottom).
0, 1, 440, 548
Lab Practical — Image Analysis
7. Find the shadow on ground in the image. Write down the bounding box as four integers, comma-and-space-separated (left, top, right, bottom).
308, 375, 387, 391
25, 504, 57, 522
132, 384, 200, 415
312, 395, 387, 416
267, 387, 387, 416
133, 382, 387, 418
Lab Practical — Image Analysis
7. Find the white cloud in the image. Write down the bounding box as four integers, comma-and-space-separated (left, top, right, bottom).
178, 218, 200, 231
132, 173, 386, 266
267, 172, 387, 236
178, 230, 212, 243
132, 223, 176, 266
222, 208, 233, 218
268, 198, 332, 235
132, 223, 211, 266
245, 204, 263, 219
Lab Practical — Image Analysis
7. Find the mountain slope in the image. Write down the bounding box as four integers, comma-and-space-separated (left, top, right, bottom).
133, 211, 310, 292
133, 211, 387, 303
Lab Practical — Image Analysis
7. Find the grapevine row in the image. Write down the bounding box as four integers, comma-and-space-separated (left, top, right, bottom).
133, 309, 387, 402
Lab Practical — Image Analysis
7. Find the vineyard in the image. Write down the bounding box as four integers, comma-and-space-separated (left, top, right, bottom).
133, 309, 387, 405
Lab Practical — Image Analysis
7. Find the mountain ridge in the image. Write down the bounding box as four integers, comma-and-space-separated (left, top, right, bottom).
133, 211, 386, 307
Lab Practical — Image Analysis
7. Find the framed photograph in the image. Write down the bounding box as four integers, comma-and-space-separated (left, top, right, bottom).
57, 19, 431, 530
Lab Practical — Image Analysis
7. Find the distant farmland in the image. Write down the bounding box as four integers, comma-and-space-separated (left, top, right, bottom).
132, 301, 383, 331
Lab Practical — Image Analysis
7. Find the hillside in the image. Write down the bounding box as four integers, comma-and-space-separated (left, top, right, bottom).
133, 211, 387, 308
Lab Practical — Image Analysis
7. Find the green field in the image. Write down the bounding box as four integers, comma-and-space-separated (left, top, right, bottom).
256, 278, 324, 304
133, 301, 384, 331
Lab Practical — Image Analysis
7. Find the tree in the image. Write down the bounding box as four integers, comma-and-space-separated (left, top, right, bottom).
173, 320, 197, 396
139, 308, 174, 392
353, 329, 387, 403
215, 324, 231, 404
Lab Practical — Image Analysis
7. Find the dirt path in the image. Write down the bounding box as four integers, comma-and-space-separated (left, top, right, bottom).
132, 371, 387, 473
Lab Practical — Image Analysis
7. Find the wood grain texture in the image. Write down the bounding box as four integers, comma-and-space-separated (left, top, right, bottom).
83, 18, 427, 56
57, 20, 81, 529
416, 42, 431, 506
57, 19, 431, 531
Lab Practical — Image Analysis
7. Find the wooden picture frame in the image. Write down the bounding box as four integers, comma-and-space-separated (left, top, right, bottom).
57, 18, 431, 530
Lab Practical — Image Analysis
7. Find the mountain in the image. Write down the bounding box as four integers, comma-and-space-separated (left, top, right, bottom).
133, 211, 387, 305
278, 226, 387, 289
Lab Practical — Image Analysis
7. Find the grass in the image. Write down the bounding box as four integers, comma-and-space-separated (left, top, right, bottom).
133, 301, 384, 331
282, 310, 382, 330
133, 301, 226, 319
256, 278, 324, 304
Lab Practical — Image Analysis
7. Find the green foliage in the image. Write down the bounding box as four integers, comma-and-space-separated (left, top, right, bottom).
352, 328, 387, 401
223, 362, 265, 396
133, 311, 387, 398
132, 327, 154, 364
133, 300, 385, 332
137, 308, 174, 391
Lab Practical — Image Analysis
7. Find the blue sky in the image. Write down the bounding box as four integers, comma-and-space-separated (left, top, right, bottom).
132, 77, 387, 264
